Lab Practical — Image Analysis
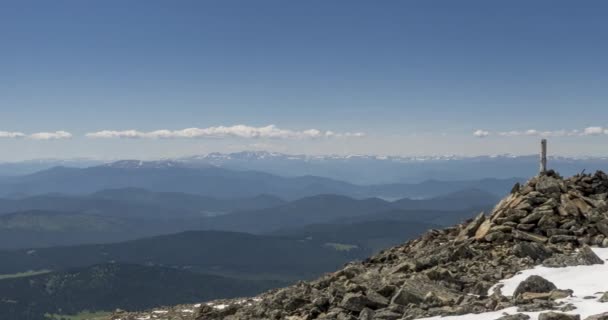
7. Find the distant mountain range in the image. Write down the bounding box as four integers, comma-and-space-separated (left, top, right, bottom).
0, 188, 496, 249
0, 189, 285, 218
201, 190, 497, 234
2, 151, 606, 184
0, 162, 520, 200
178, 152, 607, 184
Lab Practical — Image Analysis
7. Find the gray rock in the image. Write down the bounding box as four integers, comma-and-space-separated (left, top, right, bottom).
538, 312, 580, 320
596, 220, 608, 237
512, 275, 557, 298
485, 231, 512, 243
538, 214, 559, 229
549, 235, 578, 243
341, 293, 379, 312
547, 228, 571, 236
536, 176, 562, 194
585, 312, 608, 320
520, 210, 546, 224
359, 308, 374, 320
365, 290, 389, 308
577, 246, 605, 265
513, 230, 548, 243
372, 309, 402, 320
390, 288, 422, 306
517, 223, 537, 231
338, 312, 357, 320
495, 314, 531, 320
458, 212, 486, 240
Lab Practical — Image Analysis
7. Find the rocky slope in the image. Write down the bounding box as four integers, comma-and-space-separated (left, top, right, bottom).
111, 170, 608, 320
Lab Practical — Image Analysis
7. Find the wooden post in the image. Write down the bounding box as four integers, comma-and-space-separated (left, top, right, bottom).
540, 139, 547, 174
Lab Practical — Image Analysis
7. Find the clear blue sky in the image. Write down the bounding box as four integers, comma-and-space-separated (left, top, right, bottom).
1, 0, 608, 160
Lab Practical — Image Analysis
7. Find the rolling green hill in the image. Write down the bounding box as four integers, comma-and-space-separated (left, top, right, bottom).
269, 220, 441, 253
0, 263, 283, 320
0, 230, 364, 280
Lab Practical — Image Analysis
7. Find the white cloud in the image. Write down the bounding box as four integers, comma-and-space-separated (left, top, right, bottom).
0, 131, 73, 140
494, 127, 607, 138
28, 131, 73, 140
582, 126, 605, 136
343, 132, 366, 137
86, 125, 365, 140
0, 131, 26, 138
85, 130, 142, 139
473, 129, 490, 138
498, 129, 568, 137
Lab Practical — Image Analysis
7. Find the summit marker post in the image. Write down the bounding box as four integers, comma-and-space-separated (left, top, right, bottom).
540, 139, 547, 174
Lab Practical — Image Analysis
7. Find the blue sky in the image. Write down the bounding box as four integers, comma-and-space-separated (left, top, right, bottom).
1, 0, 608, 160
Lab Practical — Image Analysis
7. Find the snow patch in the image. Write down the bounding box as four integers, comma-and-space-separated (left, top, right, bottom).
417, 248, 608, 320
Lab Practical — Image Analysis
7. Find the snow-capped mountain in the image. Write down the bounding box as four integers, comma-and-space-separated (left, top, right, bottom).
174, 151, 608, 184
2, 151, 608, 184
100, 160, 186, 169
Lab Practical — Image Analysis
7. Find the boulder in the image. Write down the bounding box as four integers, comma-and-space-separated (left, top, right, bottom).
337, 313, 357, 320
485, 231, 512, 243
390, 278, 460, 307
549, 235, 578, 243
520, 210, 547, 224
371, 309, 402, 320
512, 275, 557, 298
538, 214, 559, 229
512, 242, 552, 260
538, 312, 580, 320
364, 290, 389, 308
577, 246, 605, 265
475, 220, 493, 240
358, 308, 374, 320
585, 313, 608, 320
543, 247, 604, 267
341, 293, 382, 312
559, 194, 580, 216
390, 288, 422, 306
536, 176, 562, 195
596, 220, 608, 237
571, 198, 592, 215
458, 212, 486, 240
513, 230, 548, 243
517, 289, 571, 303
495, 314, 531, 320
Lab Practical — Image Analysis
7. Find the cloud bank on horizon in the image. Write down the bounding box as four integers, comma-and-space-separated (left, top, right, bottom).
0, 131, 73, 140
1, 125, 365, 141
5, 124, 608, 142
85, 125, 365, 140
474, 126, 608, 138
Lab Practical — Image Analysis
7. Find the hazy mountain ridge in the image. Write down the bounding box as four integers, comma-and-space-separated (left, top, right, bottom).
0, 189, 285, 219
0, 163, 521, 200
2, 152, 606, 184
201, 190, 495, 234
0, 187, 495, 249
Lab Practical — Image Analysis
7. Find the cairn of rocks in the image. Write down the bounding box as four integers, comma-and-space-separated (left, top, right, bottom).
112, 171, 608, 320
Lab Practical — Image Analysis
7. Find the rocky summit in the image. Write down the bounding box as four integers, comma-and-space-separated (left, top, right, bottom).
112, 170, 608, 320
